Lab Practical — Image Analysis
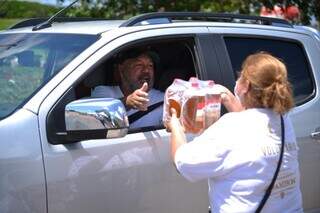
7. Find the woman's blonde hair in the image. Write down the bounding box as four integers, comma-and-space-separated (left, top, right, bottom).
240, 52, 294, 114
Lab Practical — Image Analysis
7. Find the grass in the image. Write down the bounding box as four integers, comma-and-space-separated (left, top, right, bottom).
0, 19, 21, 30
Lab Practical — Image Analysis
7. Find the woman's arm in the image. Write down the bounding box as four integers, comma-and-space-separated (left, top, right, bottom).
167, 108, 187, 160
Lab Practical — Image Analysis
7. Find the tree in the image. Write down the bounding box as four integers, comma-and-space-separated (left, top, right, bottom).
57, 0, 318, 25
0, 0, 59, 18
312, 0, 320, 24
260, 0, 316, 25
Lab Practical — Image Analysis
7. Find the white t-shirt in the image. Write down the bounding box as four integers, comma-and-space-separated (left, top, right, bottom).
91, 86, 164, 128
175, 108, 303, 213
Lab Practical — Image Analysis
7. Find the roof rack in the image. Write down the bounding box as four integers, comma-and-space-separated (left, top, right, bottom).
9, 17, 108, 29
120, 12, 293, 28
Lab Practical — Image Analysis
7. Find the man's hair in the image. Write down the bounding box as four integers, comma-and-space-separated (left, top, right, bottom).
115, 47, 159, 65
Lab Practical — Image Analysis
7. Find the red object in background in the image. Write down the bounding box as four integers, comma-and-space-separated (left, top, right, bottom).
260, 5, 300, 21
273, 5, 285, 17
260, 6, 274, 17
260, 5, 284, 19
285, 5, 300, 20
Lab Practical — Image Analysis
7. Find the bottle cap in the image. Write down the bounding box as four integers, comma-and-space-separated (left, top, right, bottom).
208, 80, 215, 86
191, 82, 199, 88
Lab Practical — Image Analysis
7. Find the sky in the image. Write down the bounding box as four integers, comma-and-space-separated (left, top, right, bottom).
24, 0, 68, 6
42, 0, 58, 5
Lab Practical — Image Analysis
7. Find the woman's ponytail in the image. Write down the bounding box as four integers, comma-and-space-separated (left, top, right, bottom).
262, 81, 294, 114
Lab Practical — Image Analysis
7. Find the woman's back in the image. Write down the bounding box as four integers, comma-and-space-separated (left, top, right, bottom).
208, 109, 303, 212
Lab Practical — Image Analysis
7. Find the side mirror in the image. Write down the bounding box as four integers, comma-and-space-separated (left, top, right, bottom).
65, 98, 129, 141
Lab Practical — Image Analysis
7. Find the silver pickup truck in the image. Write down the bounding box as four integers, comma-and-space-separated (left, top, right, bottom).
0, 12, 319, 213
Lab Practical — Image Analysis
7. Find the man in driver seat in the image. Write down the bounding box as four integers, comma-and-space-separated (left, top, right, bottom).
91, 48, 164, 128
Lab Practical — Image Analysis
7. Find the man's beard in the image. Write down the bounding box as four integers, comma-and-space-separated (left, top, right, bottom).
124, 74, 153, 92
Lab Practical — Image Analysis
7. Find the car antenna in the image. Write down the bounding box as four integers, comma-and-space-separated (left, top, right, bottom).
32, 0, 80, 31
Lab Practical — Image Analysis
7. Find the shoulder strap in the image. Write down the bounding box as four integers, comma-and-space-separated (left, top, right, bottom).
255, 115, 285, 213
128, 101, 163, 124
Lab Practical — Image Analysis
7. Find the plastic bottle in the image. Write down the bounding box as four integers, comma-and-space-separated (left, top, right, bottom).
204, 81, 221, 129
164, 77, 221, 133
163, 78, 189, 126
181, 79, 205, 134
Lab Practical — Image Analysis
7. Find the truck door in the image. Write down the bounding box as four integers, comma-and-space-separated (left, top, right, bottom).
38, 27, 213, 213
208, 27, 320, 212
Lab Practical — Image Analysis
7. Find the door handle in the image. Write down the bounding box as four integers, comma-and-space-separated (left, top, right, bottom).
311, 131, 320, 140
311, 127, 320, 140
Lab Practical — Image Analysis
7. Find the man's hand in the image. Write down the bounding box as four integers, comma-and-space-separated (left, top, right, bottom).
125, 82, 149, 111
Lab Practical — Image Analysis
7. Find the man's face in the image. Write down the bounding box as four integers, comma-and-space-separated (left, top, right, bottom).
119, 54, 154, 91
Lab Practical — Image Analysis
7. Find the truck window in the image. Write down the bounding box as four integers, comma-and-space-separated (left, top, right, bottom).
47, 37, 199, 144
224, 37, 315, 105
0, 33, 98, 120
81, 39, 198, 132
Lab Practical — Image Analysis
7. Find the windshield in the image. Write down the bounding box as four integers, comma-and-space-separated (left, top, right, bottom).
0, 33, 98, 119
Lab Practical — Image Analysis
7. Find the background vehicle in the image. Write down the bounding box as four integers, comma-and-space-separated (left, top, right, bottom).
0, 12, 319, 213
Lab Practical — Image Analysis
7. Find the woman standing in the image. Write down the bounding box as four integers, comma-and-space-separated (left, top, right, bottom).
168, 52, 303, 212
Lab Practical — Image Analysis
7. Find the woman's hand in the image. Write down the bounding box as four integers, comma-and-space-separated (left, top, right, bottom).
214, 84, 244, 112
166, 108, 184, 132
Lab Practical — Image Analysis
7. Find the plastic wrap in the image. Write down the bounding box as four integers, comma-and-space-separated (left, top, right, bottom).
163, 77, 221, 134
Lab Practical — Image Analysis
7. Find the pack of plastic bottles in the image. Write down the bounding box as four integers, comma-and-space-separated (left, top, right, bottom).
163, 77, 221, 134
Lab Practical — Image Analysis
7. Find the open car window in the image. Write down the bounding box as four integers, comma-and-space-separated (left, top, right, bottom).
78, 38, 199, 132
47, 37, 200, 144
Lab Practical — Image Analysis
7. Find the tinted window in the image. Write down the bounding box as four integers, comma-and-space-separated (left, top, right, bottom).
224, 37, 314, 105
0, 33, 98, 119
